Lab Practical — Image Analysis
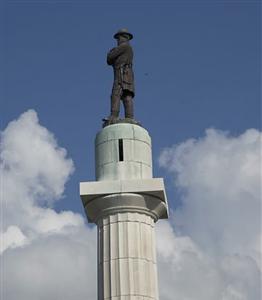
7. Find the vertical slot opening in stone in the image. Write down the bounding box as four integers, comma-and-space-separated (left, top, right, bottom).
118, 139, 124, 161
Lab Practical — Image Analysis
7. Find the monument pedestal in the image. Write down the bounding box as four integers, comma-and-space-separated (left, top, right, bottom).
80, 124, 168, 300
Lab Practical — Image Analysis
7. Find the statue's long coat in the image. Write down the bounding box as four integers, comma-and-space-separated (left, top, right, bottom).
107, 42, 135, 97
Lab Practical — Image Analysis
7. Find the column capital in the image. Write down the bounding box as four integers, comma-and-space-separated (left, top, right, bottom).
80, 178, 168, 223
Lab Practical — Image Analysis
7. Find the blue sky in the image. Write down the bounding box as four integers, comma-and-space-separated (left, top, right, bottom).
3, 0, 260, 214
2, 0, 260, 209
1, 1, 261, 299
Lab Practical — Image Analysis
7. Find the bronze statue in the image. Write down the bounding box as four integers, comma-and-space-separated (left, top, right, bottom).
104, 29, 135, 126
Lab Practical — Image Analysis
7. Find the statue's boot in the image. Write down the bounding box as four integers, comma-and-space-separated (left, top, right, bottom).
105, 112, 118, 124
102, 114, 118, 127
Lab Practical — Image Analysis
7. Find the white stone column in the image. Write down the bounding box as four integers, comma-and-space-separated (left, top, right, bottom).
80, 123, 168, 300
98, 211, 159, 300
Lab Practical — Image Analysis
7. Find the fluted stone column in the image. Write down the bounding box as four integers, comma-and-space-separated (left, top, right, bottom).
98, 211, 158, 300
80, 123, 168, 300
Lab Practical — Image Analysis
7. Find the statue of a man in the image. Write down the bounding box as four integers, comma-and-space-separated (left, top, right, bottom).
106, 29, 135, 123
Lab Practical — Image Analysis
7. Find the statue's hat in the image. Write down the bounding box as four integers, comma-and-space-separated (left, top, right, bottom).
114, 28, 133, 40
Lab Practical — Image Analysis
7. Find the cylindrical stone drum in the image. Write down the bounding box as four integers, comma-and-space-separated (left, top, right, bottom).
95, 124, 153, 181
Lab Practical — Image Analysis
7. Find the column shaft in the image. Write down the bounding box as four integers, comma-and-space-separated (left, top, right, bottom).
97, 212, 159, 300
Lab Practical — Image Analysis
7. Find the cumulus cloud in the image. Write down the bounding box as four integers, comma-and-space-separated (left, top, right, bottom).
158, 128, 261, 300
1, 110, 73, 203
2, 229, 97, 300
1, 226, 28, 253
1, 111, 261, 300
1, 110, 96, 300
0, 110, 84, 252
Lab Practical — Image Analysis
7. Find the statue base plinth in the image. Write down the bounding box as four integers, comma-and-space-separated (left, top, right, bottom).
102, 117, 141, 128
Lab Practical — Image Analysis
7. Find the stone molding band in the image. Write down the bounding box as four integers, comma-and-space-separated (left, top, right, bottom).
84, 193, 167, 223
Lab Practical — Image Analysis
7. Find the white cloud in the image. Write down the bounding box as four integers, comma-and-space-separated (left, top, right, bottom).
1, 110, 96, 300
156, 220, 260, 300
1, 109, 74, 205
2, 228, 97, 300
0, 110, 82, 248
1, 111, 261, 300
158, 128, 261, 300
1, 226, 28, 253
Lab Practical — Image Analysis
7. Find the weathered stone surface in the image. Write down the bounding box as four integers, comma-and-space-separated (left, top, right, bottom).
97, 212, 159, 300
95, 124, 152, 181
80, 123, 168, 300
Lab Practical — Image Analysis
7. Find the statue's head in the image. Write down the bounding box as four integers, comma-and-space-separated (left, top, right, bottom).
114, 29, 133, 44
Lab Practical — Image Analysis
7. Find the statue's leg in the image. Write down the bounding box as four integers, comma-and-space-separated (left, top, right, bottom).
123, 93, 134, 119
111, 86, 121, 118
